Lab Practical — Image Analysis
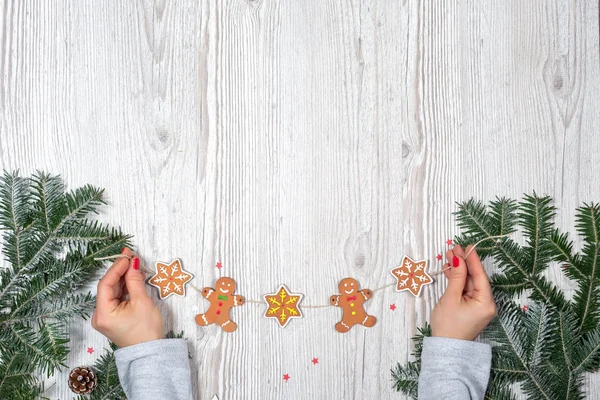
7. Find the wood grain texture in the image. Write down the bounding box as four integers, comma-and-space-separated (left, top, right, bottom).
0, 0, 599, 398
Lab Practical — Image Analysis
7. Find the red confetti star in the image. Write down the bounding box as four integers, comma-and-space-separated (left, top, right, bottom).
216, 261, 222, 269
390, 304, 397, 311
522, 305, 529, 312
435, 254, 443, 261
312, 358, 319, 365
446, 239, 453, 246
86, 347, 94, 354
283, 374, 290, 381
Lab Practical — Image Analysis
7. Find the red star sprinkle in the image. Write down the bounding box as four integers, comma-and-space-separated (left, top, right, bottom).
216, 262, 222, 269
435, 254, 443, 261
86, 347, 94, 354
283, 374, 290, 381
522, 305, 529, 312
312, 358, 319, 365
390, 304, 397, 311
446, 239, 453, 246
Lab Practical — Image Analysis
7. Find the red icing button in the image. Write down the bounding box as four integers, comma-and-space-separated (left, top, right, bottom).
218, 302, 223, 307
410, 273, 414, 277
216, 310, 221, 315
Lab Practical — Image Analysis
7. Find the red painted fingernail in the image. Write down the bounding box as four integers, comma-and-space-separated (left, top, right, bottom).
132, 257, 140, 270
121, 247, 127, 253
452, 256, 460, 267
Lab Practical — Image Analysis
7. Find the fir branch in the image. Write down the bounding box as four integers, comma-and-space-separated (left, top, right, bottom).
572, 329, 600, 373
56, 220, 113, 243
21, 175, 105, 272
523, 303, 556, 367
0, 171, 31, 231
456, 197, 566, 309
35, 322, 70, 376
3, 324, 65, 376
519, 194, 555, 275
487, 298, 553, 400
573, 204, 600, 333
489, 197, 519, 238
391, 361, 419, 399
82, 232, 131, 262
0, 348, 42, 397
484, 382, 517, 400
394, 195, 600, 399
8, 261, 96, 319
0, 171, 31, 270
390, 324, 430, 398
490, 273, 529, 296
31, 172, 65, 233
0, 171, 132, 396
1, 293, 95, 326
548, 230, 586, 281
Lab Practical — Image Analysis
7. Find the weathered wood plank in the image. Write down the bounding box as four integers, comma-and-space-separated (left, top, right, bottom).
0, 0, 598, 398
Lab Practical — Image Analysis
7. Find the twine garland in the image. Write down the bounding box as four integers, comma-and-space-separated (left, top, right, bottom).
94, 234, 509, 308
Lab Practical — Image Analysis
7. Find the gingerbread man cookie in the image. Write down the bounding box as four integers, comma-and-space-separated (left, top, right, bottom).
195, 277, 244, 333
330, 277, 376, 333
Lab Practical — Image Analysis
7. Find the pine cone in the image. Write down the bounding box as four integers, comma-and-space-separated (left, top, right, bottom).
68, 366, 98, 394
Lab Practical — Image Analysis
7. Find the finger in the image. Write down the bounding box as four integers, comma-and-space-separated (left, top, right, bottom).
119, 284, 130, 302
464, 275, 475, 297
453, 244, 466, 258
464, 244, 493, 297
443, 250, 468, 301
445, 249, 454, 264
442, 263, 452, 279
96, 248, 133, 310
124, 256, 150, 301
442, 249, 454, 279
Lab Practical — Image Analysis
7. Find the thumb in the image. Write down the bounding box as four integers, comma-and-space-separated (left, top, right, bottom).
444, 254, 467, 300
124, 257, 150, 301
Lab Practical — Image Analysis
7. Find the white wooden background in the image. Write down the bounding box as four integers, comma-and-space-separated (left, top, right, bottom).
0, 0, 599, 399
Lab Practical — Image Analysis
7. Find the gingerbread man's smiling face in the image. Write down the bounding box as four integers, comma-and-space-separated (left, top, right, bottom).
339, 278, 358, 295
216, 277, 236, 294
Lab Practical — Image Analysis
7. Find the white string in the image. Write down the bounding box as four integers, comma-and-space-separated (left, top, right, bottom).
94, 253, 205, 295
93, 234, 510, 307
429, 234, 510, 277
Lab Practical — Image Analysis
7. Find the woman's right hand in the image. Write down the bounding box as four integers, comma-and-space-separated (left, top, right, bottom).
91, 248, 165, 348
430, 244, 497, 341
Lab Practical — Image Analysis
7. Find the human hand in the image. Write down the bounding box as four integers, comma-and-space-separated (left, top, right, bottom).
92, 248, 164, 348
430, 244, 497, 341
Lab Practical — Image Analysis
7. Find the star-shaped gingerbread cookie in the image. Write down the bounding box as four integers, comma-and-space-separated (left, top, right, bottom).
148, 259, 194, 299
263, 285, 303, 328
390, 255, 433, 297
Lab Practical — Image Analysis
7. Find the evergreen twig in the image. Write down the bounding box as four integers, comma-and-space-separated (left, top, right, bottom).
393, 194, 600, 399
0, 171, 131, 398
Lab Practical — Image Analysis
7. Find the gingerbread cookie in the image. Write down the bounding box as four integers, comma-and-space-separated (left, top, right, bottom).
330, 278, 376, 333
263, 284, 304, 328
390, 255, 433, 297
148, 259, 194, 300
195, 277, 244, 333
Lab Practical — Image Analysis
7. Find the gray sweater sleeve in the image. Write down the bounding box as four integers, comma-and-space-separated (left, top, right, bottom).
418, 337, 491, 400
115, 339, 193, 400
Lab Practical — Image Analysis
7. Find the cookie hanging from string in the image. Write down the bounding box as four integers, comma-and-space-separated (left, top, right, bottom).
390, 256, 433, 297
330, 277, 376, 333
148, 259, 194, 299
195, 277, 245, 332
263, 284, 304, 328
